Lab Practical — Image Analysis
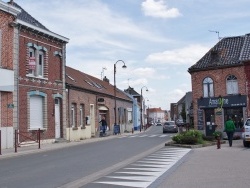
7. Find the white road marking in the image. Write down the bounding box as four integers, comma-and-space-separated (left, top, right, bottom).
93, 147, 191, 187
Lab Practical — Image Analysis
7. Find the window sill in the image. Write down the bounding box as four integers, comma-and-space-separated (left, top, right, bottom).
26, 74, 48, 80
28, 128, 46, 131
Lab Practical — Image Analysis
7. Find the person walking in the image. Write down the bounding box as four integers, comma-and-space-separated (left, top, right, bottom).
224, 116, 236, 147
99, 116, 107, 136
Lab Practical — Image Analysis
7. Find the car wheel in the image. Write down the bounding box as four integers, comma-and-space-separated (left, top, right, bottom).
243, 140, 249, 147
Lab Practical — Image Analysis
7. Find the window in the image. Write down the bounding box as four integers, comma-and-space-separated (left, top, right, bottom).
71, 103, 76, 127
37, 51, 44, 77
80, 104, 85, 128
203, 77, 214, 97
27, 43, 47, 78
28, 47, 36, 75
226, 75, 238, 95
0, 30, 2, 66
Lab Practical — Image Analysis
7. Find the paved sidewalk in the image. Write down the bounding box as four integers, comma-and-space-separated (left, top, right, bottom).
158, 139, 250, 188
0, 131, 134, 159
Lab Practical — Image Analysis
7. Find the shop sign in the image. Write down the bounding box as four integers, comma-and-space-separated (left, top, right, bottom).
198, 95, 247, 108
29, 57, 36, 70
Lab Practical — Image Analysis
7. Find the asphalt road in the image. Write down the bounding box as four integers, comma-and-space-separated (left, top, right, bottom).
0, 126, 176, 188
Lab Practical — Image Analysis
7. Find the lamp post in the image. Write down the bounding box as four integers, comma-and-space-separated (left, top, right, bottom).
140, 86, 148, 132
114, 60, 127, 128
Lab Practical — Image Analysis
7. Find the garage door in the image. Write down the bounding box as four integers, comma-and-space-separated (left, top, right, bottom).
30, 95, 43, 129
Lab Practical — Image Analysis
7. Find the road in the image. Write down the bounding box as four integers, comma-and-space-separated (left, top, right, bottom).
0, 126, 190, 188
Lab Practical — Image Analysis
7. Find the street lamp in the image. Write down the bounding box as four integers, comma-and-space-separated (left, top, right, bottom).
114, 60, 127, 128
140, 86, 148, 132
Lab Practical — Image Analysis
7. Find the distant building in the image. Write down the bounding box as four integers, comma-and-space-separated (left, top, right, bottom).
147, 108, 165, 124
66, 66, 133, 141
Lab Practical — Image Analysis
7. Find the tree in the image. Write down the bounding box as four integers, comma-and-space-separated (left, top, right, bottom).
180, 103, 186, 122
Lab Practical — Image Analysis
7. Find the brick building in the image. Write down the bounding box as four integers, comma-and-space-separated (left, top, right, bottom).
66, 66, 133, 141
0, 1, 20, 148
10, 2, 69, 143
188, 34, 249, 136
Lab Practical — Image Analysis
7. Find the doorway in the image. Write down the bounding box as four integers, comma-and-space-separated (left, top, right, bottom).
205, 108, 215, 136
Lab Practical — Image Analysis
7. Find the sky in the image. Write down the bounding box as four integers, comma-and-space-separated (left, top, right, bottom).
8, 0, 250, 110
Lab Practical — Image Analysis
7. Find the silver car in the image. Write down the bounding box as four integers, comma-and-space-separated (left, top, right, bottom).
163, 121, 178, 133
242, 118, 250, 147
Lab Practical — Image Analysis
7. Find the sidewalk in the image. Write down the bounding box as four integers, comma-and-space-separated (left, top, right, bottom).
158, 139, 250, 188
0, 130, 134, 159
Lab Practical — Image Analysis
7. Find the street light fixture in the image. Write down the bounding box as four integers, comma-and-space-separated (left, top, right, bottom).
140, 86, 148, 132
114, 60, 127, 128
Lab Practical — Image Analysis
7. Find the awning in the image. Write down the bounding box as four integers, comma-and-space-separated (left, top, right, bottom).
99, 106, 108, 111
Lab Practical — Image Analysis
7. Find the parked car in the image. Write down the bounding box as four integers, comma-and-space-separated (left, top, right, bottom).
156, 122, 162, 126
163, 121, 178, 133
242, 118, 250, 147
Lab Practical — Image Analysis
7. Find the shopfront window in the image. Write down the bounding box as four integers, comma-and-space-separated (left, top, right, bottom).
224, 108, 243, 129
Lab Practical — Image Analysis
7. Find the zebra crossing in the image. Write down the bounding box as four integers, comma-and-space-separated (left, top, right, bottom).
119, 134, 169, 138
91, 147, 191, 188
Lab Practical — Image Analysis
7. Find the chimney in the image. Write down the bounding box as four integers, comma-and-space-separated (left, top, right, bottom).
9, 0, 14, 5
103, 76, 109, 83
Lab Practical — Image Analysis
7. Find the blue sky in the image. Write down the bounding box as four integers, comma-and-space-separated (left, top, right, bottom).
10, 0, 250, 110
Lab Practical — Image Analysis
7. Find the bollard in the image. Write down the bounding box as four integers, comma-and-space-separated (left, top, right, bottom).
132, 128, 134, 134
217, 137, 221, 149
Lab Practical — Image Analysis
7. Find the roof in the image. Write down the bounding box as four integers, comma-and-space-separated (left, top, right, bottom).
0, 1, 21, 16
124, 86, 140, 96
188, 34, 250, 73
11, 1, 49, 31
65, 66, 132, 102
9, 1, 69, 42
149, 108, 164, 113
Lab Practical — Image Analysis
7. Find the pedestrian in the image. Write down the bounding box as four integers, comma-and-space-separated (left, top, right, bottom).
99, 116, 107, 136
224, 116, 236, 147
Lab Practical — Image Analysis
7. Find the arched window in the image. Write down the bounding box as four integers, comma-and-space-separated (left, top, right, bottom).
226, 75, 238, 95
203, 77, 214, 97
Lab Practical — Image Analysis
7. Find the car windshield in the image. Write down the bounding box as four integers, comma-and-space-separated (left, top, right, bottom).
165, 122, 175, 125
246, 119, 250, 126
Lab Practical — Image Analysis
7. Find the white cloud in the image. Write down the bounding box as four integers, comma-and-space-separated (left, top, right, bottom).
132, 67, 155, 77
141, 0, 181, 18
145, 44, 210, 65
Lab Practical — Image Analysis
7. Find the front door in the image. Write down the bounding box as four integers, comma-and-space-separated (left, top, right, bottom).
205, 108, 215, 136
55, 98, 60, 138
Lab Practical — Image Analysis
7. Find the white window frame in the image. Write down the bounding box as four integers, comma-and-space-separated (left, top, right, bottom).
80, 104, 84, 128
226, 75, 238, 95
37, 51, 44, 77
0, 30, 2, 66
28, 48, 36, 76
71, 104, 76, 127
203, 77, 214, 97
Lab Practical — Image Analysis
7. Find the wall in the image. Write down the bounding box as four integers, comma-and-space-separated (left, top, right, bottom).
67, 88, 133, 141
191, 66, 247, 130
18, 28, 65, 141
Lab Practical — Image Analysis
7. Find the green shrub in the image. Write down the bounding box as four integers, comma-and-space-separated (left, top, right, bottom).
181, 135, 198, 145
172, 134, 183, 144
202, 135, 215, 141
172, 129, 204, 145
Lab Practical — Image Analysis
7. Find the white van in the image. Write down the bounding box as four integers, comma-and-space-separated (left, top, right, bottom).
242, 118, 250, 147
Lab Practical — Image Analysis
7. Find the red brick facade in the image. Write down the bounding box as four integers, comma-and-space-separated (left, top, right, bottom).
17, 27, 67, 142
0, 9, 15, 128
191, 66, 247, 132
